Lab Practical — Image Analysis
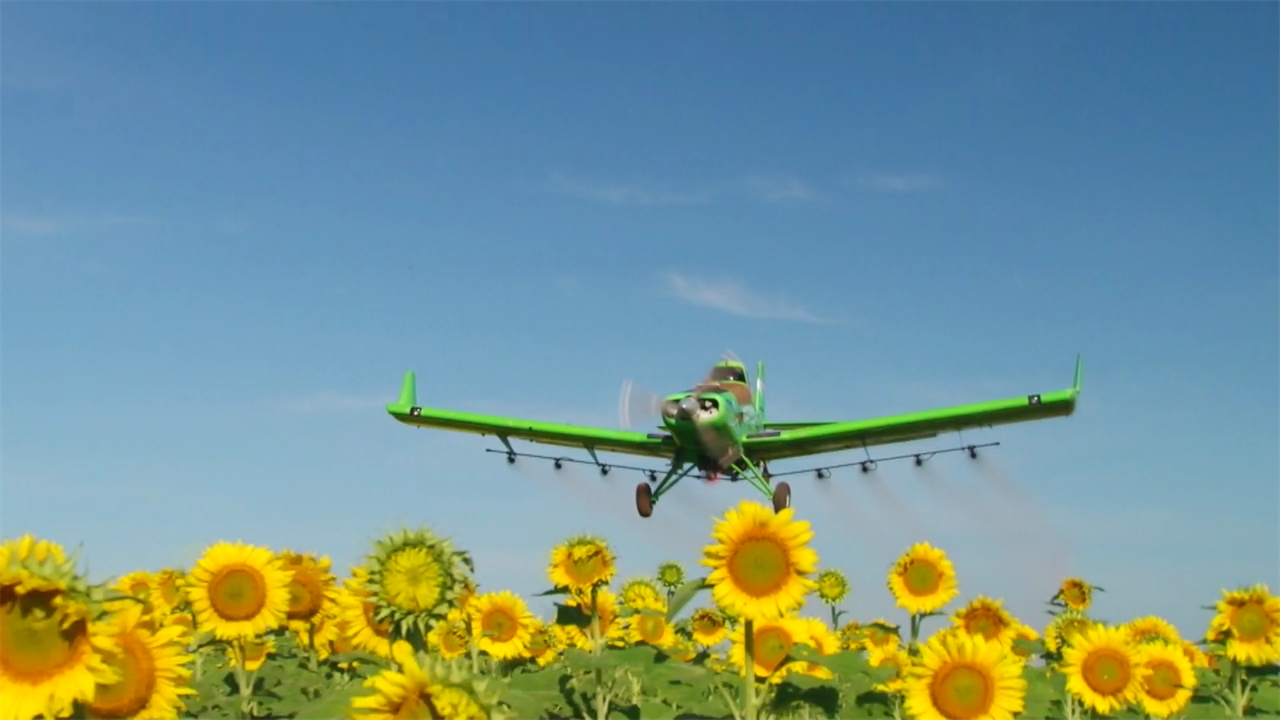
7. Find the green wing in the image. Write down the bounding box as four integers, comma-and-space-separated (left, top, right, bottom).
745, 355, 1083, 462
386, 372, 675, 459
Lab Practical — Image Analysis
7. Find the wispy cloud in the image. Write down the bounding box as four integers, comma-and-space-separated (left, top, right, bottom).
741, 175, 820, 203
663, 271, 837, 324
853, 173, 944, 193
1, 213, 162, 237
547, 170, 822, 206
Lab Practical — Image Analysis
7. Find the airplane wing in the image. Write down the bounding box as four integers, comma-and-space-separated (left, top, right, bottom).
386, 372, 676, 459
744, 355, 1083, 463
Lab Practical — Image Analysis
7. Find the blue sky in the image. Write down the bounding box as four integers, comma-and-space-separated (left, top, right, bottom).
3, 3, 1276, 641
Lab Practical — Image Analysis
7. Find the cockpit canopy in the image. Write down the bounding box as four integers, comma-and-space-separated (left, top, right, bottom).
707, 363, 747, 384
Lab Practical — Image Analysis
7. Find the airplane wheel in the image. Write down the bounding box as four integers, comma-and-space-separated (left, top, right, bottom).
636, 482, 653, 518
772, 481, 791, 513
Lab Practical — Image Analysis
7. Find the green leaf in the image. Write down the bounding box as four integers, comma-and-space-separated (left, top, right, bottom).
534, 586, 572, 597
665, 577, 711, 622
554, 602, 593, 629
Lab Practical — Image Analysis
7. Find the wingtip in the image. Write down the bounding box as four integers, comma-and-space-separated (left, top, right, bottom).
1072, 354, 1083, 395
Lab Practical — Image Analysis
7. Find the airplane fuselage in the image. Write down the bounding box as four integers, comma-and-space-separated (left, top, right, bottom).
659, 385, 764, 473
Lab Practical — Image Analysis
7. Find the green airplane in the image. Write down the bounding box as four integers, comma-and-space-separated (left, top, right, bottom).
386, 355, 1082, 518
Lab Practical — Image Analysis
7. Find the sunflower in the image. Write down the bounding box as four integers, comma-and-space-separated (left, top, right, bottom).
1052, 578, 1094, 611
1011, 624, 1041, 659
114, 572, 154, 603
815, 569, 850, 605
1179, 639, 1210, 669
560, 588, 626, 650
82, 602, 195, 720
1208, 583, 1280, 666
1044, 609, 1096, 655
626, 610, 677, 649
656, 562, 685, 593
690, 608, 729, 647
185, 542, 292, 641
903, 630, 1027, 720
149, 569, 186, 618
340, 567, 393, 659
620, 578, 665, 612
349, 640, 498, 720
223, 635, 276, 673
863, 619, 902, 650
951, 596, 1018, 648
701, 500, 818, 623
308, 615, 354, 662
1061, 624, 1148, 715
1125, 616, 1181, 646
0, 535, 69, 590
468, 591, 534, 661
834, 620, 862, 649
366, 528, 475, 646
727, 615, 814, 682
1, 536, 121, 720
866, 642, 910, 694
547, 536, 616, 593
800, 617, 840, 656
523, 620, 560, 667
886, 543, 959, 616
426, 608, 471, 661
1135, 640, 1196, 719
279, 550, 340, 630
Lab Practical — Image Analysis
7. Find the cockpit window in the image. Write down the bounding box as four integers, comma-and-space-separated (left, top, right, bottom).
709, 365, 747, 383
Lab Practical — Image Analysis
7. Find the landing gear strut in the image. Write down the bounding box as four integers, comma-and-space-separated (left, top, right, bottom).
635, 462, 696, 518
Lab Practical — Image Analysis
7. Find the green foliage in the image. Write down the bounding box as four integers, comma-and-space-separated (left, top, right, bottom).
178, 634, 1280, 719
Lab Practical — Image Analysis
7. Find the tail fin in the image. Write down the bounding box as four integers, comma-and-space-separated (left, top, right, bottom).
398, 371, 417, 407
754, 360, 766, 421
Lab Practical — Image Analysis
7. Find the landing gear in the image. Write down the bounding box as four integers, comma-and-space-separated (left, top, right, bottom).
772, 481, 791, 513
635, 482, 653, 518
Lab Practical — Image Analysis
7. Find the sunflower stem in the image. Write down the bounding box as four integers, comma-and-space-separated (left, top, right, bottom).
591, 584, 610, 720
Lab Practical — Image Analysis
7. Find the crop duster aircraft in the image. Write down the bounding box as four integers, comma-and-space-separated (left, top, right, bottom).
387, 355, 1082, 518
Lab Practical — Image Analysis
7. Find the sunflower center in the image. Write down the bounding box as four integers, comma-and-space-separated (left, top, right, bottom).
1231, 603, 1271, 641
693, 613, 723, 635
566, 548, 608, 586
902, 559, 941, 596
85, 632, 156, 719
930, 662, 993, 720
638, 614, 666, 644
1082, 648, 1132, 696
435, 622, 466, 655
384, 548, 444, 613
1063, 583, 1088, 606
727, 537, 791, 598
1143, 659, 1181, 701
0, 587, 92, 685
287, 572, 325, 621
481, 608, 518, 643
208, 566, 268, 621
963, 610, 1004, 639
753, 626, 794, 674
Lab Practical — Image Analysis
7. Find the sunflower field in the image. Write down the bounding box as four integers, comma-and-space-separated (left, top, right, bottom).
3, 499, 1278, 720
